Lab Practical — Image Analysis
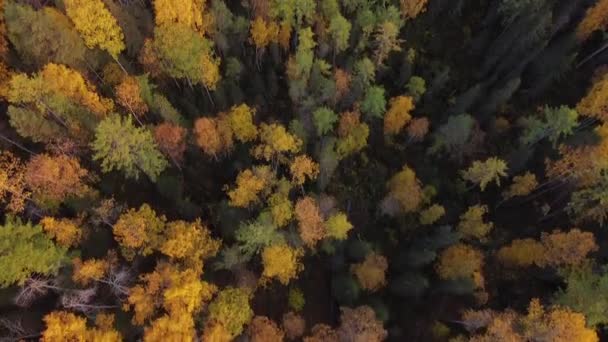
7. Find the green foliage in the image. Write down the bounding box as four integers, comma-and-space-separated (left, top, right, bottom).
553, 266, 608, 327
461, 157, 508, 191
313, 107, 338, 136
406, 76, 426, 101
234, 213, 285, 256
288, 287, 306, 311
91, 114, 168, 181
361, 85, 386, 119
5, 2, 87, 69
328, 15, 351, 53
520, 105, 579, 146
0, 216, 68, 288
429, 114, 475, 156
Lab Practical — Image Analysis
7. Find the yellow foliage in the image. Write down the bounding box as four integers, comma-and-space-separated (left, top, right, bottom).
461, 157, 508, 191
577, 72, 608, 122
503, 172, 538, 199
144, 312, 196, 342
295, 196, 326, 247
160, 219, 221, 271
262, 244, 303, 285
436, 244, 484, 284
228, 104, 258, 142
419, 204, 445, 225
0, 152, 29, 213
457, 205, 493, 240
325, 212, 353, 240
154, 0, 209, 34
200, 53, 221, 90
227, 166, 274, 208
400, 0, 429, 19
72, 258, 109, 285
40, 63, 114, 117
290, 155, 320, 185
113, 204, 166, 259
385, 165, 423, 213
384, 96, 414, 135
40, 217, 82, 247
278, 22, 292, 50
64, 0, 125, 58
42, 311, 88, 342
250, 17, 279, 49
351, 253, 388, 291
252, 123, 302, 161
497, 238, 546, 267
202, 322, 233, 342
269, 192, 293, 227
577, 0, 608, 41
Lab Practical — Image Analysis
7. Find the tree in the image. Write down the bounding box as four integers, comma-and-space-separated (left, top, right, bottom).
351, 253, 388, 291
290, 155, 320, 185
520, 106, 578, 146
338, 306, 388, 342
227, 166, 274, 208
160, 219, 221, 271
400, 0, 428, 19
554, 265, 608, 327
328, 15, 351, 54
268, 186, 294, 227
503, 172, 538, 199
577, 72, 608, 122
313, 107, 338, 136
429, 113, 475, 157
304, 324, 339, 342
325, 212, 353, 240
283, 311, 307, 340
538, 229, 598, 268
250, 17, 279, 51
4, 3, 87, 68
384, 95, 414, 135
40, 217, 81, 248
153, 122, 187, 164
295, 196, 326, 247
64, 0, 125, 59
461, 157, 508, 191
194, 115, 234, 158
497, 238, 546, 267
457, 205, 493, 240
24, 154, 90, 209
252, 123, 302, 162
577, 0, 608, 41
462, 299, 598, 342
373, 21, 401, 65
361, 85, 387, 119
72, 258, 109, 286
435, 244, 484, 286
249, 316, 285, 342
382, 165, 423, 215
261, 244, 303, 284
112, 204, 167, 259
0, 216, 67, 288
419, 204, 445, 225
116, 76, 148, 117
207, 287, 254, 338
41, 311, 88, 342
144, 312, 196, 342
92, 114, 168, 181
235, 212, 285, 256
227, 104, 257, 142
405, 76, 426, 101
0, 151, 29, 213
153, 0, 209, 34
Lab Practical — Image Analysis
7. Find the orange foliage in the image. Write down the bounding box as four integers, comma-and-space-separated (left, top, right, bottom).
154, 122, 187, 163
250, 17, 279, 49
577, 72, 608, 122
248, 316, 285, 342
24, 154, 89, 207
283, 311, 306, 340
338, 110, 361, 137
497, 238, 546, 267
338, 306, 388, 342
116, 76, 148, 117
290, 155, 319, 185
113, 204, 166, 259
295, 196, 326, 247
334, 69, 351, 100
406, 117, 429, 141
0, 151, 29, 213
40, 216, 82, 247
351, 253, 388, 291
384, 95, 414, 135
227, 166, 274, 207
303, 324, 339, 342
436, 243, 484, 287
383, 165, 423, 214
72, 257, 109, 285
577, 0, 608, 41
538, 229, 598, 268
194, 115, 234, 158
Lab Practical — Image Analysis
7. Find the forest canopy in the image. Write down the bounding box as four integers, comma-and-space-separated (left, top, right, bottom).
0, 0, 608, 341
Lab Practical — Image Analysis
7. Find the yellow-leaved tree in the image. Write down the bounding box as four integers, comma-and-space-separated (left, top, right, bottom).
261, 244, 303, 285
64, 0, 125, 59
160, 219, 221, 271
351, 253, 388, 292
384, 95, 414, 136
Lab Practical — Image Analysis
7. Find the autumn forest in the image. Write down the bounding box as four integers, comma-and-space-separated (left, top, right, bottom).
1, 0, 608, 341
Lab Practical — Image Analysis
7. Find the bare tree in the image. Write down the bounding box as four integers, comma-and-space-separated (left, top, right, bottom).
14, 277, 62, 308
